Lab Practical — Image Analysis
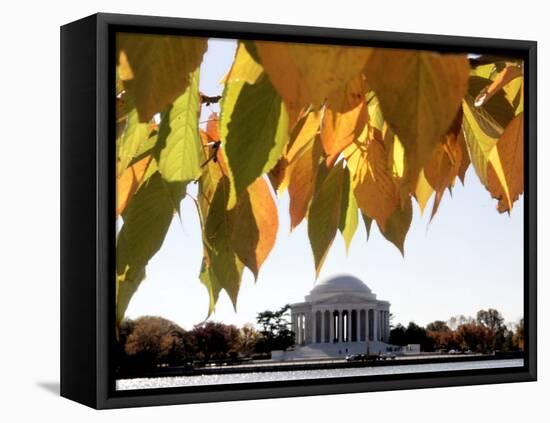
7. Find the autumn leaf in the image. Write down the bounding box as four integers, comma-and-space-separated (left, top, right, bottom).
487, 112, 524, 213
339, 166, 359, 252
221, 74, 289, 208
462, 96, 511, 209
155, 68, 203, 211
116, 155, 153, 216
231, 177, 279, 279
468, 76, 516, 130
364, 49, 470, 185
345, 128, 399, 231
256, 41, 372, 126
286, 110, 322, 163
116, 172, 186, 323
321, 76, 369, 166
201, 176, 244, 308
222, 41, 263, 85
379, 196, 413, 256
414, 170, 434, 215
113, 34, 526, 325
308, 161, 346, 277
117, 33, 207, 122
288, 137, 324, 229
457, 130, 471, 184
206, 112, 220, 141
267, 158, 290, 194
474, 65, 523, 108
117, 108, 151, 177
424, 131, 463, 195
361, 212, 373, 240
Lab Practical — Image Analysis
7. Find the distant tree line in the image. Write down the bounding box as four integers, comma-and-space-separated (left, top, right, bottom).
389, 309, 524, 353
116, 305, 294, 374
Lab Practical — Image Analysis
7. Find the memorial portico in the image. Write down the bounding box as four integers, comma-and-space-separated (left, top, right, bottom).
289, 275, 391, 355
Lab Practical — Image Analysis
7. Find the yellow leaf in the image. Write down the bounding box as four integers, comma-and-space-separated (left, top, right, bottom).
321, 76, 369, 166
288, 137, 324, 229
457, 129, 470, 184
232, 177, 279, 279
268, 158, 290, 195
286, 110, 322, 163
379, 196, 413, 256
308, 161, 346, 277
462, 97, 500, 185
474, 65, 523, 107
256, 41, 372, 126
487, 112, 524, 213
338, 167, 359, 252
345, 128, 399, 231
116, 155, 153, 216
424, 132, 463, 194
222, 41, 263, 85
117, 33, 207, 122
414, 170, 434, 215
364, 49, 470, 186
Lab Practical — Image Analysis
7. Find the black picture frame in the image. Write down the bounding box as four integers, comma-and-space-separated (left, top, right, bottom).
60, 12, 537, 409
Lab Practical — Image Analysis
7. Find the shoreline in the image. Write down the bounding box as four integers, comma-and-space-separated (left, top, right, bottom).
117, 351, 523, 379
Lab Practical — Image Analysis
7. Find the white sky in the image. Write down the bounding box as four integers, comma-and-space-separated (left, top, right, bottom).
123, 39, 524, 330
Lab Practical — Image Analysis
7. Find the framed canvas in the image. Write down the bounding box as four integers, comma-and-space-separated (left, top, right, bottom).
60, 13, 537, 409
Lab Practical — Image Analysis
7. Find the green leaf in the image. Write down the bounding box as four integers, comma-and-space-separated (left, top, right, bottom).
221, 74, 289, 208
308, 161, 346, 277
117, 109, 150, 177
379, 196, 413, 256
338, 166, 358, 252
202, 176, 245, 308
117, 33, 207, 122
199, 257, 222, 318
155, 68, 203, 211
116, 171, 186, 323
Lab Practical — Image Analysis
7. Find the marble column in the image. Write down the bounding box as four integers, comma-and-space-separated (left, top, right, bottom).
312, 311, 317, 343
329, 309, 334, 342
320, 310, 324, 343
346, 310, 351, 342
372, 309, 378, 341
365, 308, 370, 341
340, 309, 345, 343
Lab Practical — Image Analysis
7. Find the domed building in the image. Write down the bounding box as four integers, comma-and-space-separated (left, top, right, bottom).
289, 275, 391, 357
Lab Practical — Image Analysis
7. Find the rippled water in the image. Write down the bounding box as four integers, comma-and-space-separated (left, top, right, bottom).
116, 359, 523, 391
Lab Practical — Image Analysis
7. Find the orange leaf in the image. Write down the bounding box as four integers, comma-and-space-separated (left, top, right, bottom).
378, 196, 413, 256
116, 155, 153, 216
256, 41, 372, 127
231, 177, 279, 279
345, 129, 399, 231
487, 112, 524, 213
321, 76, 369, 166
424, 133, 463, 194
206, 112, 220, 141
288, 137, 324, 229
364, 50, 470, 186
286, 110, 322, 163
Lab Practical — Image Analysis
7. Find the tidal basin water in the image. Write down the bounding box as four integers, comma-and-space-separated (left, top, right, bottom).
116, 359, 523, 391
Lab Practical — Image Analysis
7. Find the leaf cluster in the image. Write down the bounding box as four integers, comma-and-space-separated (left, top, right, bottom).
115, 35, 524, 325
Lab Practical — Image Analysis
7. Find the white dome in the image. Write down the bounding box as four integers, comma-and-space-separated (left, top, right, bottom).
305, 274, 375, 302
